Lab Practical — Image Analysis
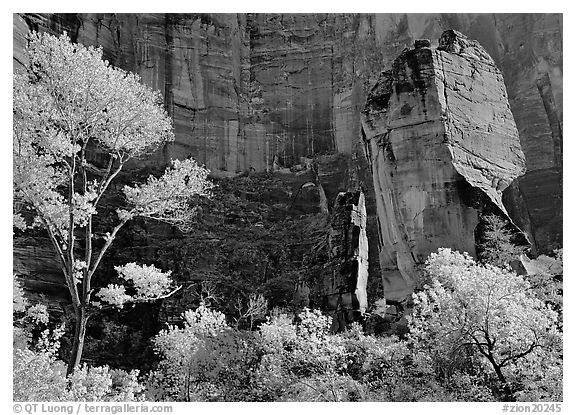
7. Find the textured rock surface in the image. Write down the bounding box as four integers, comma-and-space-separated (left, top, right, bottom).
361, 31, 526, 300
320, 191, 368, 330
13, 14, 561, 308
369, 14, 563, 254
14, 13, 259, 174
13, 236, 69, 311
13, 13, 561, 251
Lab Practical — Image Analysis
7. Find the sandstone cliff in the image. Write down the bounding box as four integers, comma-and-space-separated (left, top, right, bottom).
12, 14, 562, 313
13, 13, 561, 254
362, 31, 527, 300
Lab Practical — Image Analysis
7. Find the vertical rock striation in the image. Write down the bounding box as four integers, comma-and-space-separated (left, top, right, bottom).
361, 31, 527, 301
368, 13, 563, 254
321, 191, 368, 330
14, 13, 261, 174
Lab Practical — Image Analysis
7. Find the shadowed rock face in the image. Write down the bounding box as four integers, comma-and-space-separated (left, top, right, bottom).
361, 31, 527, 300
322, 191, 368, 330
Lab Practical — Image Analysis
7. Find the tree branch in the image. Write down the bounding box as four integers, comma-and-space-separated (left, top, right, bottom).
498, 342, 543, 369
94, 157, 125, 208
66, 143, 77, 303
79, 150, 93, 305
86, 215, 131, 281
469, 333, 491, 359
89, 285, 182, 315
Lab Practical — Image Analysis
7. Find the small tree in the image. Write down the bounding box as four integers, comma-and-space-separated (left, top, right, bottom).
13, 32, 213, 374
409, 248, 562, 401
150, 304, 230, 401
477, 214, 526, 268
233, 292, 268, 330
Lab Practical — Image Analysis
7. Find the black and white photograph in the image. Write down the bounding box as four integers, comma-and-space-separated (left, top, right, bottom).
10, 8, 565, 410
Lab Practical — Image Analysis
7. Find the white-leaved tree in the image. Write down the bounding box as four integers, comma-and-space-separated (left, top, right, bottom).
13, 31, 213, 374
409, 248, 562, 401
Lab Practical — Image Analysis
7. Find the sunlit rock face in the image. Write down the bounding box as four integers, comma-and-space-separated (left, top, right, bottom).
368, 14, 562, 255
361, 31, 526, 300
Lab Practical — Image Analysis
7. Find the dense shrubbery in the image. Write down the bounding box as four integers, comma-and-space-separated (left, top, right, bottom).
14, 347, 144, 402
144, 246, 562, 402
14, 244, 562, 402
144, 306, 494, 401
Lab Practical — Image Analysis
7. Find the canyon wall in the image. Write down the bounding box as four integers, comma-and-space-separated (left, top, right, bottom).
362, 32, 527, 300
13, 13, 562, 251
13, 13, 562, 309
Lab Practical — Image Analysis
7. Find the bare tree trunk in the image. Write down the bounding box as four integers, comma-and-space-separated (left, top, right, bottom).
487, 354, 515, 401
67, 307, 88, 376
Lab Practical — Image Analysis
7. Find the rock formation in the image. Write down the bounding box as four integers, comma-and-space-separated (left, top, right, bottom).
361, 31, 527, 300
321, 191, 368, 330
12, 14, 562, 313
13, 13, 562, 252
